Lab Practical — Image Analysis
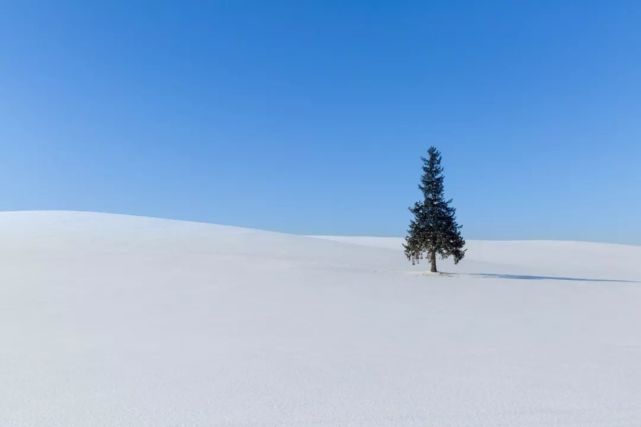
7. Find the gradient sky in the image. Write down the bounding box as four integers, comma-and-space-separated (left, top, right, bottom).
1, 1, 640, 243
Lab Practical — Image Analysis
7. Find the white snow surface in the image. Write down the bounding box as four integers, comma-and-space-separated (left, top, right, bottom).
2, 211, 641, 426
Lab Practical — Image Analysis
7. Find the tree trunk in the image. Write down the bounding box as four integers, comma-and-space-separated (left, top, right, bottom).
430, 251, 437, 273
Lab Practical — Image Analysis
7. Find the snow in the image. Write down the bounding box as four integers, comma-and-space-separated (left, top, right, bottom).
1, 211, 641, 426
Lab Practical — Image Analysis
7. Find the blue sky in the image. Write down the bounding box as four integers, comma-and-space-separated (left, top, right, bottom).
1, 1, 640, 243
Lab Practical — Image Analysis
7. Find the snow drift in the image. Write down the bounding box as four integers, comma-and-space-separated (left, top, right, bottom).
1, 211, 640, 426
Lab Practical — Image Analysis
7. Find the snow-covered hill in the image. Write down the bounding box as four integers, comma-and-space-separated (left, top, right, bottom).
1, 211, 640, 426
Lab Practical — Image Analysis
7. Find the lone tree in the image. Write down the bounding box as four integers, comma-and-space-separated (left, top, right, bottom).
404, 147, 465, 273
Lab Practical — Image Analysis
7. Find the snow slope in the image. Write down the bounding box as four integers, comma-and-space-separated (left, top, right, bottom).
1, 211, 640, 426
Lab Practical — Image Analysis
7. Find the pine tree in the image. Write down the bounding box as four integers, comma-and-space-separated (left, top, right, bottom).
404, 147, 466, 273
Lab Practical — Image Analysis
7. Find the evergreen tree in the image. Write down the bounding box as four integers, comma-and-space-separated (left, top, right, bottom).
404, 147, 466, 273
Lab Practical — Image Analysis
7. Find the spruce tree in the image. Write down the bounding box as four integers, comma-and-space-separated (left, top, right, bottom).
404, 147, 466, 273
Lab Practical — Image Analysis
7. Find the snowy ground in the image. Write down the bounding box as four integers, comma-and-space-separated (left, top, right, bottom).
1, 211, 640, 426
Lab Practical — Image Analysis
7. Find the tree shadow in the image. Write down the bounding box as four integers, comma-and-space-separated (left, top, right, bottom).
471, 273, 640, 284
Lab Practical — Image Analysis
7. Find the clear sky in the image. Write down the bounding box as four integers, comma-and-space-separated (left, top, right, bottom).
1, 1, 640, 243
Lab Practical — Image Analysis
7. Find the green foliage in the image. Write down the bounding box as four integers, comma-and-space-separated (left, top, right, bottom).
404, 147, 466, 271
